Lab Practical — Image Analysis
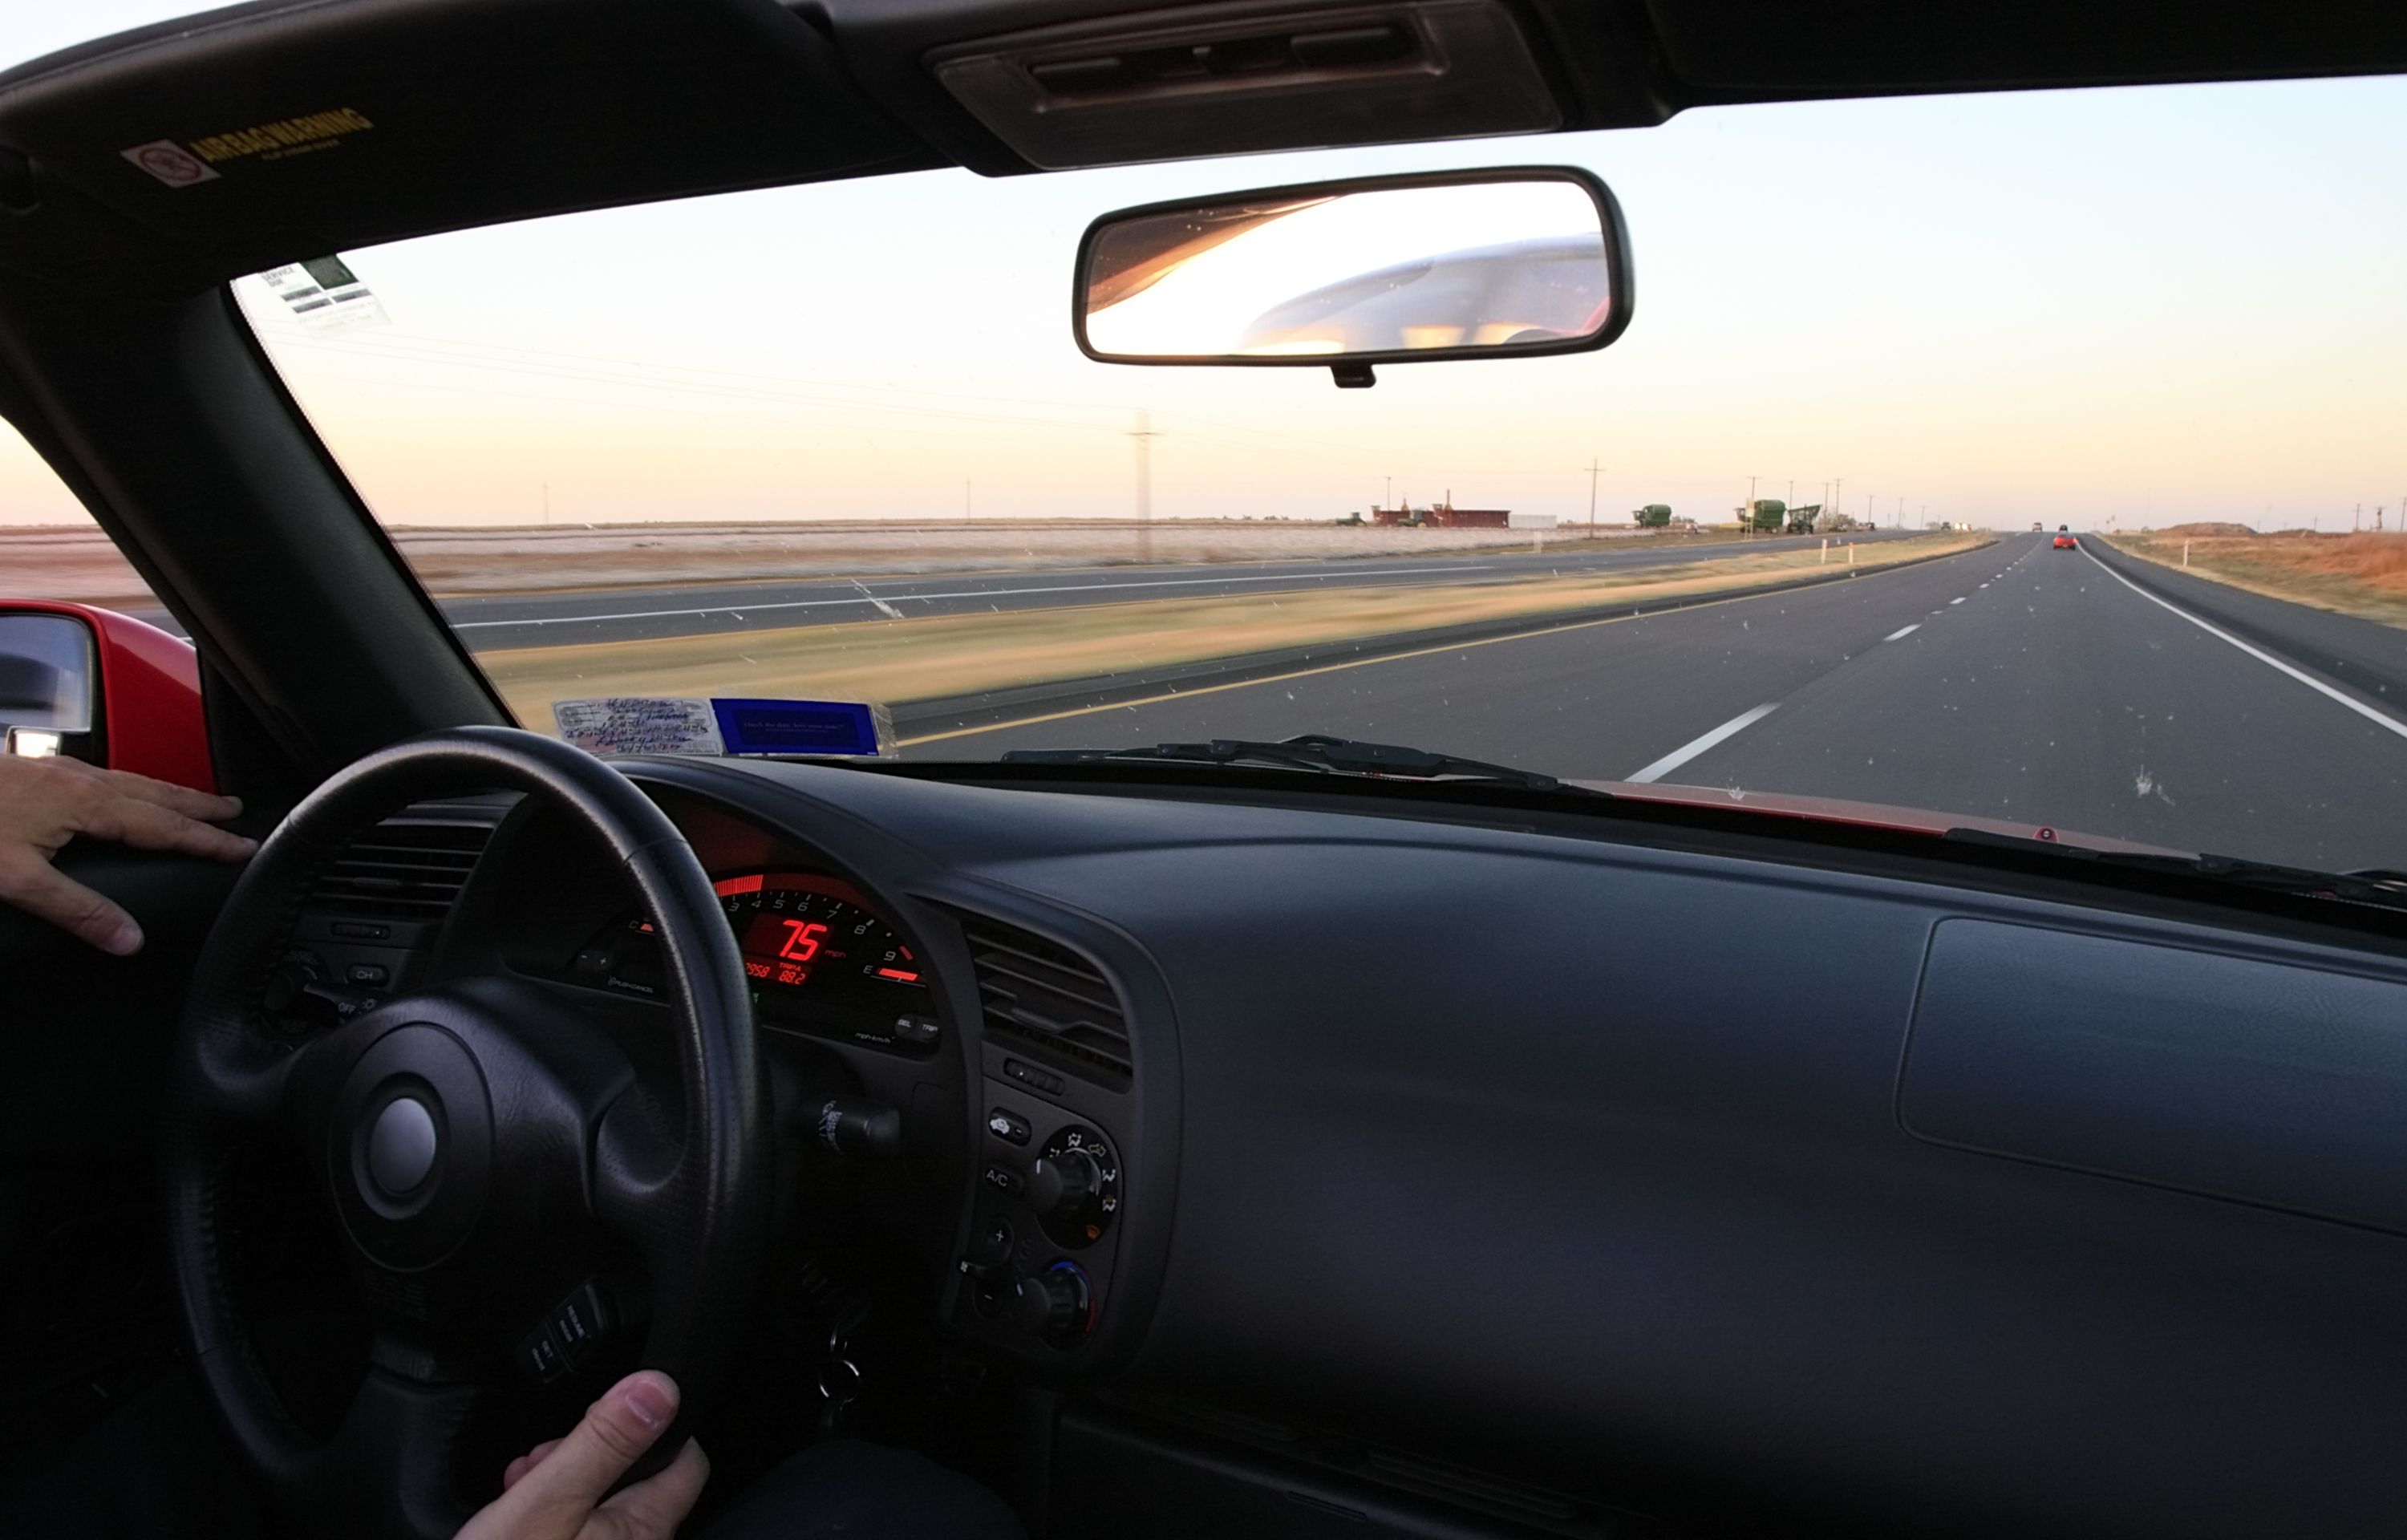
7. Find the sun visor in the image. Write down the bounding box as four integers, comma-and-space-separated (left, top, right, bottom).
930, 0, 1562, 170
0, 0, 938, 290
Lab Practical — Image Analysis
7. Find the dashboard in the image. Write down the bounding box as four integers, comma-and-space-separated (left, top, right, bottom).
329, 756, 2407, 1538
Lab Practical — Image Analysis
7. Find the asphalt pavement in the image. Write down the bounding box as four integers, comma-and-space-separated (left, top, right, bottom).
440, 528, 1915, 650
918, 534, 2407, 873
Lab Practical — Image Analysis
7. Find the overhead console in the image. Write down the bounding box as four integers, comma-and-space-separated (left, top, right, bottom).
928, 0, 1562, 168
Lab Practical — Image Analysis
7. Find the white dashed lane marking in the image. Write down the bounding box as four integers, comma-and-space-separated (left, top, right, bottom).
1627, 703, 1782, 784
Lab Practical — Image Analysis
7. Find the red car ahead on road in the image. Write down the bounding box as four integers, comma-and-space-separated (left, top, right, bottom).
2055, 533, 2079, 549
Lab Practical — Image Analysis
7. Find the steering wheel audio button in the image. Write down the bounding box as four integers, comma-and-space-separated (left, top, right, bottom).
366, 1096, 440, 1195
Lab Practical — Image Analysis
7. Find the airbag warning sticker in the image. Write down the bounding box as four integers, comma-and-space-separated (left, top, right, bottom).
121, 107, 373, 186
120, 141, 217, 186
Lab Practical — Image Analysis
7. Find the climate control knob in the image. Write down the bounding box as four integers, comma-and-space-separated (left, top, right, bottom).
1031, 1126, 1120, 1249
1003, 1262, 1092, 1347
1024, 1150, 1100, 1218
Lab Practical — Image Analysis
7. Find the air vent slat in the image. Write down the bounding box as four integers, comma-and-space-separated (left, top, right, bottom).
963, 921, 1131, 1088
305, 817, 492, 923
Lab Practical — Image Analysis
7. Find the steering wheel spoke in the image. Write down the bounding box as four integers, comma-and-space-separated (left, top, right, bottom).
289, 1340, 495, 1540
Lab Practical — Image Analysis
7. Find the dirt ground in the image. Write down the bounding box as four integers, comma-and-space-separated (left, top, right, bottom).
2, 518, 1708, 608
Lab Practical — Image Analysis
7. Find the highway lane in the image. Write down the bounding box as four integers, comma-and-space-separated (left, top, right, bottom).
1682, 537, 2407, 870
918, 534, 2407, 873
440, 528, 1916, 650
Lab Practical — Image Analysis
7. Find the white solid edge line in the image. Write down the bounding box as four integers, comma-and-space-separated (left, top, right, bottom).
2081, 546, 2407, 742
1627, 703, 1781, 784
1885, 623, 1919, 641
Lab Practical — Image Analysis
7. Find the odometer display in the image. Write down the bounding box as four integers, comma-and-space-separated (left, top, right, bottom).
574, 869, 930, 1052
715, 871, 923, 995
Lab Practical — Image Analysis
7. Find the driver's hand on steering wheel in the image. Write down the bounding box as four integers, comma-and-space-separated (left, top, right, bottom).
0, 754, 253, 954
459, 1371, 710, 1540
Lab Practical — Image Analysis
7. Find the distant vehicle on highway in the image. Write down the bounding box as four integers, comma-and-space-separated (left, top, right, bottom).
2054, 533, 2079, 549
2032, 521, 2043, 531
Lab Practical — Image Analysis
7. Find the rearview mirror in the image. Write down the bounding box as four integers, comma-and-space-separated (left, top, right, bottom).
1074, 168, 1631, 387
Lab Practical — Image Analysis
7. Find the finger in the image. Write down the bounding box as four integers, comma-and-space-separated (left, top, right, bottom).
0, 853, 142, 954
85, 766, 244, 824
594, 1438, 709, 1540
502, 1437, 565, 1493
489, 1371, 679, 1520
73, 793, 257, 864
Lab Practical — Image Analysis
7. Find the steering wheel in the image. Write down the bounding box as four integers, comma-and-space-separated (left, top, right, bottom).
163, 727, 768, 1538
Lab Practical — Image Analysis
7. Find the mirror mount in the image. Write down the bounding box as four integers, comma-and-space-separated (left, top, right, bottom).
1331, 363, 1376, 390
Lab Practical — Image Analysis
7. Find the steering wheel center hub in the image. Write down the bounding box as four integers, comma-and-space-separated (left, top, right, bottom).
330, 1022, 493, 1270
367, 1096, 439, 1194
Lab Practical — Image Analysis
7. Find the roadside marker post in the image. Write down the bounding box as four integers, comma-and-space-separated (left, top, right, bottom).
1820, 538, 1828, 564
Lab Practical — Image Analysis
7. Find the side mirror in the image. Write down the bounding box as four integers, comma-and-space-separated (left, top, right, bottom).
0, 602, 213, 790
1074, 167, 1632, 387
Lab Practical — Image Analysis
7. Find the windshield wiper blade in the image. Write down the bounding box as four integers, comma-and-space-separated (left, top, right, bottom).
1945, 828, 2407, 913
1001, 732, 1574, 792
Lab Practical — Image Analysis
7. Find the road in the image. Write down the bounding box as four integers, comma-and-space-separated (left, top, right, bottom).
915, 534, 2407, 874
434, 529, 1916, 650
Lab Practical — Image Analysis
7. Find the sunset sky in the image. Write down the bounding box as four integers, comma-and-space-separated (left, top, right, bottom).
3, 3, 2402, 533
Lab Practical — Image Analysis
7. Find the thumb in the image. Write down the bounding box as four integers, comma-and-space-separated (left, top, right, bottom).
499, 1372, 680, 1521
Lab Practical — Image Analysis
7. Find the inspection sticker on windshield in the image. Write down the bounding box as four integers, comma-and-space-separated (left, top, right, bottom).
256, 256, 389, 333
554, 698, 725, 757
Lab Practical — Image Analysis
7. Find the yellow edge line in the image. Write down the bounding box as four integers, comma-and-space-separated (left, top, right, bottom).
898, 569, 1855, 748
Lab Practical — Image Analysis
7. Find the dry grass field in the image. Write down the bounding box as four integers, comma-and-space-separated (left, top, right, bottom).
478, 532, 1988, 735
2109, 529, 2407, 628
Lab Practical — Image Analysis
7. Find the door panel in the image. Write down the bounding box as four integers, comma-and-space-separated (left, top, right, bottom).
0, 844, 239, 1452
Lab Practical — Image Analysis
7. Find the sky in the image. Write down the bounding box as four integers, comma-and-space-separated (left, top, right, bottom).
2, 2, 2404, 533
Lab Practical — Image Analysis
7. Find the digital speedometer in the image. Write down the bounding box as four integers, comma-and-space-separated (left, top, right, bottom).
713, 871, 923, 993
569, 869, 934, 1053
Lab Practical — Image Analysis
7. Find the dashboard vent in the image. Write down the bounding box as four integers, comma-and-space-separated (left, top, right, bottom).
306, 815, 493, 923
964, 920, 1132, 1088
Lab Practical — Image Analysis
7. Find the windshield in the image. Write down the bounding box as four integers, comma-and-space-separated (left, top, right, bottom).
230, 78, 2407, 875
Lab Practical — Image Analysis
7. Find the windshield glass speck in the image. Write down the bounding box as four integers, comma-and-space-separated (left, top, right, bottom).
233, 79, 2407, 873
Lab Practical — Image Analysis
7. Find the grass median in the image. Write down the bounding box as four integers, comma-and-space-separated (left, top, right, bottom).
475, 531, 1990, 729
2105, 532, 2407, 628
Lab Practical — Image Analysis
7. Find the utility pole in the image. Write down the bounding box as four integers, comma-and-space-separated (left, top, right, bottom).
1384, 475, 1392, 512
2355, 504, 2362, 531
1897, 496, 1904, 525
1586, 457, 1602, 534
1833, 476, 1843, 526
1129, 409, 1160, 563
1745, 474, 1758, 537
